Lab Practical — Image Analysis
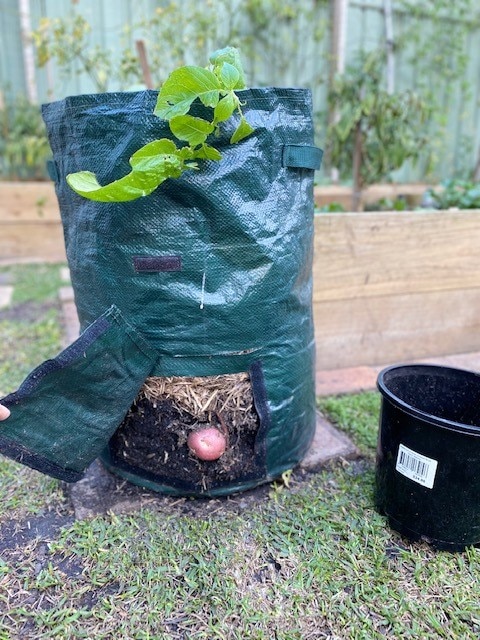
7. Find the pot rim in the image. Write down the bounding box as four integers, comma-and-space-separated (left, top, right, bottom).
377, 363, 480, 436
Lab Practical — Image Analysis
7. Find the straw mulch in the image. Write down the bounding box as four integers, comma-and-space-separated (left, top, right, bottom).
141, 373, 258, 432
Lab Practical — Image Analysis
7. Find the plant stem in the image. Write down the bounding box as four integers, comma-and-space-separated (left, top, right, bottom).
352, 121, 363, 211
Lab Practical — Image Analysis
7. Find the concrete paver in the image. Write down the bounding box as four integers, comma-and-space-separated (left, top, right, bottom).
300, 411, 359, 470
61, 301, 81, 348
60, 267, 71, 283
0, 286, 13, 309
59, 285, 80, 348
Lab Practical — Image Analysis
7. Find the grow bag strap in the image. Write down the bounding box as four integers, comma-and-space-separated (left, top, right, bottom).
282, 145, 323, 170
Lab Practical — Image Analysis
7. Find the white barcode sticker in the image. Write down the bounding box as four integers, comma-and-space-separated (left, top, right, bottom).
396, 444, 438, 489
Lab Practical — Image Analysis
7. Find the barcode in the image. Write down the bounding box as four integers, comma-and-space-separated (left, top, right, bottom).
396, 444, 438, 489
398, 449, 428, 478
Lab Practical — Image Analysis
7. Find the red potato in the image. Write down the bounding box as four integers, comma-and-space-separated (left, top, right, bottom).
187, 427, 227, 461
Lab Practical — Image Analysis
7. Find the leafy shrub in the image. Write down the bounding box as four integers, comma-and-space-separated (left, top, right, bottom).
428, 179, 480, 209
0, 96, 49, 180
364, 197, 408, 212
327, 51, 430, 210
316, 202, 346, 213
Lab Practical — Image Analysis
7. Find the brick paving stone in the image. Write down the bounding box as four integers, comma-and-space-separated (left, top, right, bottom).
59, 284, 79, 347
316, 352, 480, 397
316, 366, 380, 397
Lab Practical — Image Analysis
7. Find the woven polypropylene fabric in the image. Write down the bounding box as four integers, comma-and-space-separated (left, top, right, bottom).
41, 88, 319, 494
0, 306, 156, 481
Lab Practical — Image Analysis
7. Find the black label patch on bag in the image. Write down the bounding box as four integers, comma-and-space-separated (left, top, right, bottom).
133, 256, 182, 273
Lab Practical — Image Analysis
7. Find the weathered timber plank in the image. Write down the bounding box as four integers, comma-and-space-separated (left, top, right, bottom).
0, 182, 59, 221
0, 222, 66, 262
314, 287, 480, 370
313, 211, 480, 302
314, 183, 429, 209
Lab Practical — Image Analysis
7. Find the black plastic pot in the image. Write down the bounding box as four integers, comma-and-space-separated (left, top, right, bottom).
376, 364, 480, 551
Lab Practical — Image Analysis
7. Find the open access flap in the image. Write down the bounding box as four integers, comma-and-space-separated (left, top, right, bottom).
0, 305, 156, 482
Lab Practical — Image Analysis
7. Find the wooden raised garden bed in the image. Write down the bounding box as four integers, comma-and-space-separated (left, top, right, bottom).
2, 181, 479, 370
313, 182, 429, 210
0, 182, 66, 263
314, 209, 480, 369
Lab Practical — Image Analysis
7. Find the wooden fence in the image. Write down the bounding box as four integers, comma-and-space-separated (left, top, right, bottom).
1, 0, 480, 181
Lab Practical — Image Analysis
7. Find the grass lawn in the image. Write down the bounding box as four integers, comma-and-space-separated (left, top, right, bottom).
1, 264, 480, 639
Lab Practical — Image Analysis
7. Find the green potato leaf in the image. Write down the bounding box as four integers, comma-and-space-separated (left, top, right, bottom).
68, 48, 255, 203
67, 139, 183, 202
219, 63, 241, 90
129, 139, 178, 169
193, 144, 222, 161
214, 92, 237, 123
209, 46, 246, 89
230, 116, 255, 144
154, 67, 221, 120
66, 170, 162, 202
169, 115, 215, 146
178, 146, 195, 161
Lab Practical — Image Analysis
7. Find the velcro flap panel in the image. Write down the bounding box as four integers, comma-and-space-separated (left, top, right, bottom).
0, 305, 157, 481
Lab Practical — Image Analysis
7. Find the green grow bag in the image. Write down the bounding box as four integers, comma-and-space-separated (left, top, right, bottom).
1, 88, 322, 496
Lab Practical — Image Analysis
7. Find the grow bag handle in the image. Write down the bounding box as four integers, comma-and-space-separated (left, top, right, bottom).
282, 145, 323, 170
46, 158, 59, 182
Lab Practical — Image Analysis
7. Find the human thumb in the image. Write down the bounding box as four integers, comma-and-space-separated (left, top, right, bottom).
0, 405, 11, 420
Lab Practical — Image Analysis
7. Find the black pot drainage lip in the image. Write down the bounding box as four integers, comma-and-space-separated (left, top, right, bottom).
376, 364, 480, 551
